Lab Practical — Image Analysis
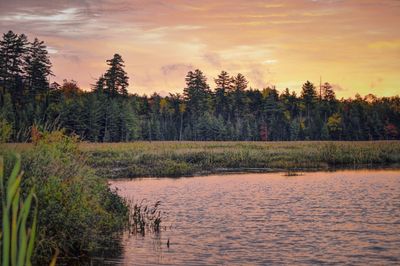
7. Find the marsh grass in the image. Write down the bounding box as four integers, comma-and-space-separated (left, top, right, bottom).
127, 200, 162, 236
3, 140, 400, 178
77, 141, 400, 178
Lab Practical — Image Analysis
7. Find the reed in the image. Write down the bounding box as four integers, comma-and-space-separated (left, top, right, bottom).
0, 154, 38, 266
128, 200, 162, 236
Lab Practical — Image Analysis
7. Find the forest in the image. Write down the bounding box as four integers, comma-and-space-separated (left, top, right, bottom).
1, 30, 399, 142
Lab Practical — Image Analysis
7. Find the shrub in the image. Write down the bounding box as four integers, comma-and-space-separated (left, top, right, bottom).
3, 131, 129, 264
0, 117, 12, 143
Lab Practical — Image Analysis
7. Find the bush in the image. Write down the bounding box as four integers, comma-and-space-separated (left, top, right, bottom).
2, 131, 129, 264
0, 117, 12, 143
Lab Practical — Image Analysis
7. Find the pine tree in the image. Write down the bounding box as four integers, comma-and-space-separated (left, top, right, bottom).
0, 31, 29, 133
214, 70, 232, 119
119, 99, 139, 141
0, 31, 28, 93
183, 69, 211, 139
24, 38, 52, 104
231, 73, 248, 121
104, 54, 129, 97
93, 75, 106, 94
322, 82, 335, 102
83, 93, 102, 141
301, 80, 317, 138
233, 73, 248, 92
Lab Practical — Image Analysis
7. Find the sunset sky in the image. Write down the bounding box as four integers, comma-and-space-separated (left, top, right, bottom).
0, 0, 399, 98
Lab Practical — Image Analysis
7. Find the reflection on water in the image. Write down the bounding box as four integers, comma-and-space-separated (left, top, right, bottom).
109, 170, 400, 265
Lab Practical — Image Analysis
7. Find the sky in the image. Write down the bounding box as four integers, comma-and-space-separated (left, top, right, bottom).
0, 0, 399, 98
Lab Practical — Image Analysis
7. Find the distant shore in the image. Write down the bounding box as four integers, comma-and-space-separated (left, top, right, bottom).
6, 141, 399, 178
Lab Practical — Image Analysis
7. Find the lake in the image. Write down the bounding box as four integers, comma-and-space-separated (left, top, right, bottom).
107, 170, 400, 265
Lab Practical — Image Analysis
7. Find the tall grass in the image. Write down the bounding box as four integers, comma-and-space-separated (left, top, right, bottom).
128, 200, 162, 236
2, 141, 399, 178
0, 154, 38, 266
76, 141, 400, 178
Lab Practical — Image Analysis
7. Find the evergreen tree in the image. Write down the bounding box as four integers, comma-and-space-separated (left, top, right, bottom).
24, 38, 52, 105
0, 31, 29, 134
83, 93, 102, 141
214, 70, 232, 119
231, 73, 248, 122
1, 31, 399, 142
119, 99, 139, 141
301, 81, 317, 138
93, 75, 106, 94
104, 54, 129, 97
0, 31, 28, 94
322, 82, 336, 102
183, 69, 211, 139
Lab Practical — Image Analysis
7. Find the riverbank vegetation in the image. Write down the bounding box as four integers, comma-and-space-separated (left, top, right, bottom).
82, 141, 400, 178
4, 141, 400, 179
1, 31, 399, 143
0, 132, 130, 264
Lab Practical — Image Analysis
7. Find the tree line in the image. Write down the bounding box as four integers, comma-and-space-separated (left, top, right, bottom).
0, 30, 399, 142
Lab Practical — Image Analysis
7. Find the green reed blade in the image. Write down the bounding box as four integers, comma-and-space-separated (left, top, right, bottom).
1, 154, 38, 266
17, 191, 34, 266
11, 188, 20, 266
2, 199, 10, 266
25, 194, 38, 266
7, 154, 20, 191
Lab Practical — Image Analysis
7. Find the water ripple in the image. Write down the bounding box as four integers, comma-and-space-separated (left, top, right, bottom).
110, 170, 400, 265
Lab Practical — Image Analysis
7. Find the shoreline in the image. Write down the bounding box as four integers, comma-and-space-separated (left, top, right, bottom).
107, 164, 400, 180
3, 141, 400, 179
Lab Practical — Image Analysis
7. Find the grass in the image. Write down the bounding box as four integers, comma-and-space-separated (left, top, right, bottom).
3, 141, 400, 178
81, 141, 400, 178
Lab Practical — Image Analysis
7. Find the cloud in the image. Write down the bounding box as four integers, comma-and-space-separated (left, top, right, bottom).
331, 83, 345, 92
369, 77, 384, 89
203, 52, 221, 67
262, 59, 278, 65
245, 64, 273, 89
368, 39, 400, 50
161, 64, 194, 76
0, 0, 399, 97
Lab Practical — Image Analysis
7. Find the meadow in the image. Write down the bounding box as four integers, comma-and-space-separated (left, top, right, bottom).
6, 141, 399, 178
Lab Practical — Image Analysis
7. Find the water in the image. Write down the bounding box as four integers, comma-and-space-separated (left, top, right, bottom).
109, 170, 400, 265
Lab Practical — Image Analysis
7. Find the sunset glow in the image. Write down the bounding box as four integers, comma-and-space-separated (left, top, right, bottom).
1, 0, 399, 97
